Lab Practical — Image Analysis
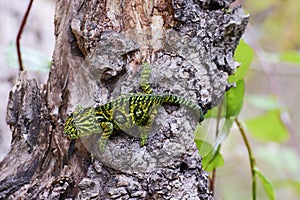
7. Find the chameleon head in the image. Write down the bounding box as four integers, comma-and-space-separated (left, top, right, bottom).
64, 113, 78, 139
64, 105, 102, 139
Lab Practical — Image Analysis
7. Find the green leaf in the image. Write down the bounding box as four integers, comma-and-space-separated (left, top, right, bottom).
204, 102, 226, 119
212, 117, 234, 153
245, 95, 281, 110
254, 167, 276, 200
206, 80, 245, 119
197, 118, 234, 172
195, 139, 224, 172
194, 139, 214, 157
226, 80, 245, 118
202, 150, 224, 172
5, 41, 51, 72
228, 39, 254, 83
279, 51, 300, 64
204, 108, 214, 119
245, 110, 289, 143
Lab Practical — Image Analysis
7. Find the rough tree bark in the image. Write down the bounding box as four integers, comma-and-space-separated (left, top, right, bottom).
0, 0, 248, 199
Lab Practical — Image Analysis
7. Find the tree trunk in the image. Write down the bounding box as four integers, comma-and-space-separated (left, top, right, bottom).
0, 0, 248, 199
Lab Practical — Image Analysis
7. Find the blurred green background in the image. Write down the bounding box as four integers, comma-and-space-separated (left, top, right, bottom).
216, 0, 300, 199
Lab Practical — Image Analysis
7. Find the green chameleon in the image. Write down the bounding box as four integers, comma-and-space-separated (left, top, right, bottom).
64, 63, 204, 152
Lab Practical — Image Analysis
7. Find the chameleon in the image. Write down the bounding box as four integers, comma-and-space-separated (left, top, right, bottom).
64, 63, 204, 152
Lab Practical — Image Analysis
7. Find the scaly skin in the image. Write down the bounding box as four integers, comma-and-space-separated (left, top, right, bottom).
64, 63, 204, 152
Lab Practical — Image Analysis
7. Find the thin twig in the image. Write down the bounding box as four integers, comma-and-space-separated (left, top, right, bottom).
235, 117, 257, 200
16, 0, 34, 72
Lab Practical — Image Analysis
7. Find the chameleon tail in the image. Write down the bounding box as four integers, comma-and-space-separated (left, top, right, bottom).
160, 94, 204, 122
140, 63, 153, 94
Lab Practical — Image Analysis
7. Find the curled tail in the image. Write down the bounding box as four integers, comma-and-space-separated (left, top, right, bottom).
160, 94, 204, 122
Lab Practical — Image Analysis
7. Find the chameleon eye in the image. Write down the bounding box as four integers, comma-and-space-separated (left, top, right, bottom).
96, 115, 105, 122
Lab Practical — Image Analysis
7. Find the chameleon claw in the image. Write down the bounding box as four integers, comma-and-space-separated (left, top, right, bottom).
99, 139, 107, 153
140, 136, 147, 147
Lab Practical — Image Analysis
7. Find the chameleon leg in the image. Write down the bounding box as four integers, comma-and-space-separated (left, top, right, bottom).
139, 108, 157, 147
139, 124, 151, 147
99, 122, 114, 152
140, 63, 153, 94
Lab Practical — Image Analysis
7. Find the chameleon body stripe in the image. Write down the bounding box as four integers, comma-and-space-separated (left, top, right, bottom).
139, 63, 153, 94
